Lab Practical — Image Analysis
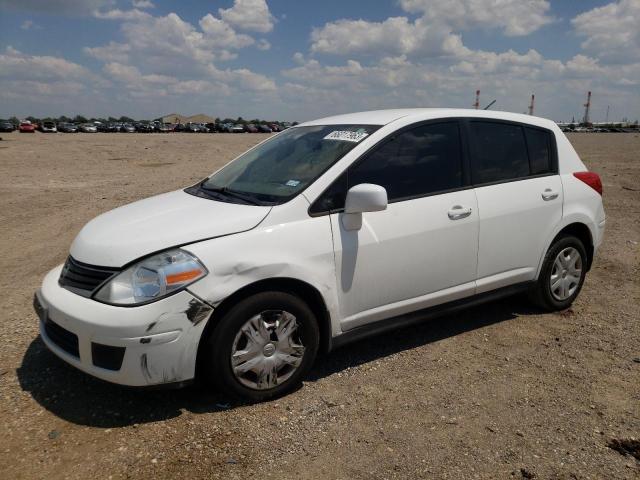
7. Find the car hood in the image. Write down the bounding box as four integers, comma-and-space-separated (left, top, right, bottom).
70, 189, 272, 267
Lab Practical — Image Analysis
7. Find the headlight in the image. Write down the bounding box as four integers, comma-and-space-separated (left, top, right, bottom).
94, 249, 207, 305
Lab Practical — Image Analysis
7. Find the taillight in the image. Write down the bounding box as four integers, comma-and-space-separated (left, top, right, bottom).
573, 171, 602, 196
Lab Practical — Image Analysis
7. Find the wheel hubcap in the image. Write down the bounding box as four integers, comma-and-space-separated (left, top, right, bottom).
230, 310, 305, 390
550, 247, 582, 301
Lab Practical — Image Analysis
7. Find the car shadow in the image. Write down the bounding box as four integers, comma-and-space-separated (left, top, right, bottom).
17, 295, 540, 428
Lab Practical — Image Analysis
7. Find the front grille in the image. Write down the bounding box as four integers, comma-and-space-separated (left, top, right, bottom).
91, 343, 126, 371
58, 256, 119, 297
44, 317, 79, 357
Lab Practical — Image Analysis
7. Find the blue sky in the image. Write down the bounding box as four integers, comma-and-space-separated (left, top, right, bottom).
0, 0, 638, 122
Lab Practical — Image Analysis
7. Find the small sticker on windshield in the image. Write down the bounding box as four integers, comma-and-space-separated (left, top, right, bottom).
285, 180, 300, 187
324, 130, 369, 143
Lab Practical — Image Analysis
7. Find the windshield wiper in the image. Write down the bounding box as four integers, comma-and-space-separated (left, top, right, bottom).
200, 184, 261, 206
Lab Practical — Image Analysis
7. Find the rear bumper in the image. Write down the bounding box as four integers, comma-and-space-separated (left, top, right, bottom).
35, 265, 213, 386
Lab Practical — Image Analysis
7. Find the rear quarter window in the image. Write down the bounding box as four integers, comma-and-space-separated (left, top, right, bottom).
525, 127, 552, 175
470, 121, 529, 184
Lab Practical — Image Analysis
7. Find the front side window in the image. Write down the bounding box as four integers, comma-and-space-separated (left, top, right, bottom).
310, 122, 463, 213
470, 121, 529, 184
349, 122, 463, 201
192, 124, 379, 205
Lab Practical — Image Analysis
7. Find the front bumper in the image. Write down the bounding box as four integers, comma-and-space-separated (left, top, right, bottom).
35, 265, 213, 387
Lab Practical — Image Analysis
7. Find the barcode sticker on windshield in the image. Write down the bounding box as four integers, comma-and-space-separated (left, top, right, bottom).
323, 130, 369, 143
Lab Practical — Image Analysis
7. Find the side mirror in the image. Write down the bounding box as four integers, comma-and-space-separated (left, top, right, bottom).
342, 183, 387, 231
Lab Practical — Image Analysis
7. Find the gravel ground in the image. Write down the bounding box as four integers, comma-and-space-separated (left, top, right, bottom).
0, 131, 638, 480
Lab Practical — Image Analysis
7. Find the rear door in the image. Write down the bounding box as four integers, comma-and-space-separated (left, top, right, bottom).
468, 120, 563, 293
311, 121, 479, 330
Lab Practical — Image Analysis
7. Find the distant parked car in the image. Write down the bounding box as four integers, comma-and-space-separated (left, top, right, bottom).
79, 123, 97, 133
135, 123, 154, 133
185, 123, 201, 133
120, 123, 136, 133
57, 123, 78, 133
0, 121, 15, 132
40, 121, 57, 133
19, 121, 36, 133
218, 123, 233, 133
156, 123, 173, 133
229, 124, 243, 133
205, 123, 218, 133
244, 124, 259, 133
268, 124, 280, 132
97, 123, 119, 133
257, 124, 272, 133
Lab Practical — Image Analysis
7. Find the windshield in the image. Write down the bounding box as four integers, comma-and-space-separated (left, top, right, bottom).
196, 124, 379, 205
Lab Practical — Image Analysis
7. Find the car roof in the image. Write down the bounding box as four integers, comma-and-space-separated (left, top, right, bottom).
298, 108, 557, 130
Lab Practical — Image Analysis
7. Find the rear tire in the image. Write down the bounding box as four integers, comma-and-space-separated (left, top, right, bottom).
529, 235, 587, 311
204, 291, 319, 401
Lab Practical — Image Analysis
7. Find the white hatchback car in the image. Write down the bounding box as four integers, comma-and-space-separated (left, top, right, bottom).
35, 109, 605, 400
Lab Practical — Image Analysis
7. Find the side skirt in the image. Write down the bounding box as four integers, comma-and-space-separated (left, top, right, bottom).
329, 281, 533, 351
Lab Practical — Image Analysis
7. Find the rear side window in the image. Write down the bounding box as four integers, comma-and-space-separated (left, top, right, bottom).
348, 122, 463, 202
525, 127, 552, 175
470, 121, 529, 184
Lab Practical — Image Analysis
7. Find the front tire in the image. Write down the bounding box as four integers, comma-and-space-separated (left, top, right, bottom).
205, 291, 319, 401
530, 235, 588, 311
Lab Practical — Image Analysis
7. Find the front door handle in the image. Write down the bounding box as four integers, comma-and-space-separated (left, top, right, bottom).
542, 188, 559, 201
448, 205, 472, 220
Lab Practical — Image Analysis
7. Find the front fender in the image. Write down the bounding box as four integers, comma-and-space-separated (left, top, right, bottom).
185, 214, 341, 336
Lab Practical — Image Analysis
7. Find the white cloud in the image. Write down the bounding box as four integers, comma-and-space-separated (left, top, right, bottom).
0, 46, 89, 80
0, 47, 98, 107
132, 0, 154, 8
257, 39, 271, 51
20, 19, 40, 30
311, 17, 463, 58
400, 0, 553, 36
199, 14, 255, 49
218, 0, 275, 33
93, 8, 151, 21
84, 42, 131, 63
310, 0, 553, 57
87, 9, 277, 101
572, 0, 640, 63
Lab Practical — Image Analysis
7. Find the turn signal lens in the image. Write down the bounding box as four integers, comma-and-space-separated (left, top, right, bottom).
165, 268, 205, 285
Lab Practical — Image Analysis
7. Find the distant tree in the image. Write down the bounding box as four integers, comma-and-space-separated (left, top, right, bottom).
57, 115, 71, 123
74, 115, 88, 123
9, 116, 19, 126
292, 121, 299, 126
26, 116, 40, 124
108, 116, 118, 122
118, 116, 135, 123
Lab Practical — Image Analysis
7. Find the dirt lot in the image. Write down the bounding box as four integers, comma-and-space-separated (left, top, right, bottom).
0, 131, 638, 479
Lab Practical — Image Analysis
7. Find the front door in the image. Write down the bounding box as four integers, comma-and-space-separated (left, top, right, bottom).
324, 121, 479, 330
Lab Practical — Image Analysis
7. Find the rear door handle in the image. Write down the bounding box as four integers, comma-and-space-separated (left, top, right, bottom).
542, 188, 559, 201
448, 205, 472, 220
